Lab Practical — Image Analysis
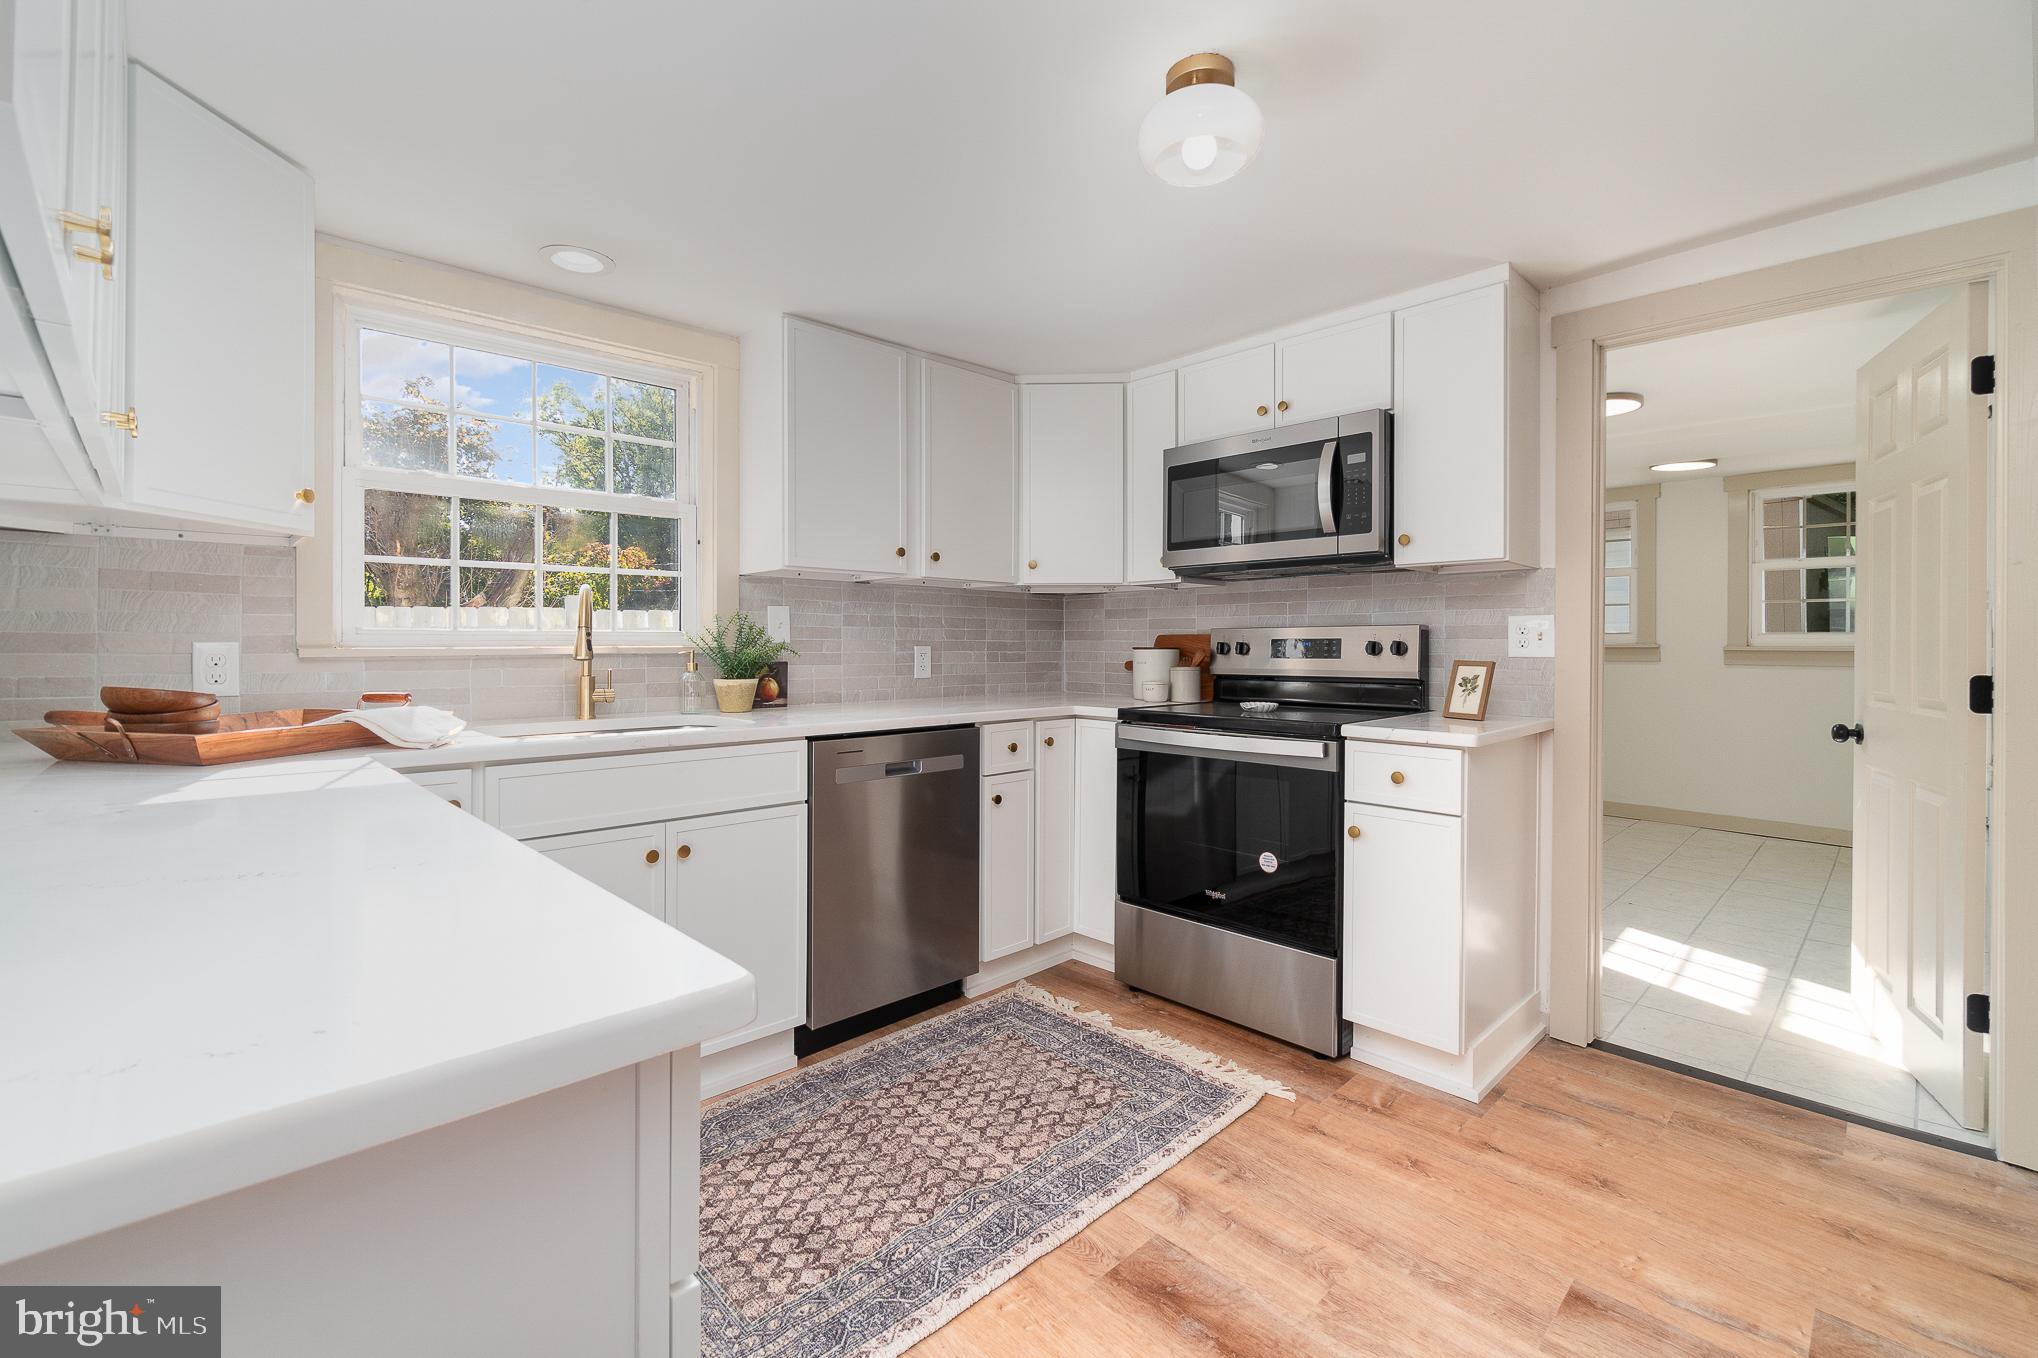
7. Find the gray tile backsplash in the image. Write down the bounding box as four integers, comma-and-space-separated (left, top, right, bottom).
1, 527, 1552, 726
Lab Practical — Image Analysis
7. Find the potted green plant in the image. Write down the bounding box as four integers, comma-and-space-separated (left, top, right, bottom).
686, 612, 798, 713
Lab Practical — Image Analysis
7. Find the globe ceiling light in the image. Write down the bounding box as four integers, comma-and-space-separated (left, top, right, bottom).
1139, 53, 1263, 188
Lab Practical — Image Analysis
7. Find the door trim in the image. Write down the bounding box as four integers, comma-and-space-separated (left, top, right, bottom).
1548, 208, 2037, 1169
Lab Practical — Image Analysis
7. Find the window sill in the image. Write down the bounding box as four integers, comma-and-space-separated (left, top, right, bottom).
299, 643, 694, 660
1603, 644, 1661, 662
1723, 645, 1853, 667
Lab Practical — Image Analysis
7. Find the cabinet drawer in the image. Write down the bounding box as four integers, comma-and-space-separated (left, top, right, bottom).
404, 768, 473, 811
980, 721, 1034, 774
1344, 743, 1463, 815
485, 742, 806, 839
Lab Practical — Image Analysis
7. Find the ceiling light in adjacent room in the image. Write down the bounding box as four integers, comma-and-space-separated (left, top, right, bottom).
1139, 53, 1263, 188
1604, 391, 1644, 416
542, 245, 615, 275
1650, 459, 1719, 472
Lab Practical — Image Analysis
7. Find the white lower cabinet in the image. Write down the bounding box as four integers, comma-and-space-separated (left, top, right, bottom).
667, 803, 808, 1055
1031, 720, 1075, 943
1072, 718, 1119, 943
979, 716, 1117, 964
403, 767, 473, 811
529, 823, 668, 921
980, 768, 1035, 962
1343, 803, 1465, 1052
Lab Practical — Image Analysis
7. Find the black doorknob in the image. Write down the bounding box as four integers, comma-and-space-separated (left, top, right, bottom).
1831, 722, 1865, 744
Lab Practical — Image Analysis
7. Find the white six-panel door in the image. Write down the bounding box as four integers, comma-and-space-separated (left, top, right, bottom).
1852, 283, 1990, 1129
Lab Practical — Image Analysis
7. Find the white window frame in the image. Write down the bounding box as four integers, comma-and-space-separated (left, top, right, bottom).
1602, 498, 1637, 642
1748, 478, 1856, 651
334, 295, 702, 650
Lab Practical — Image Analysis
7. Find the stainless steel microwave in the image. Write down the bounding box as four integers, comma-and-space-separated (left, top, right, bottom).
1159, 409, 1391, 580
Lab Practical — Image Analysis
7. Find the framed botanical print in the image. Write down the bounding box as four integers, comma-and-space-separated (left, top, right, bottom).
1445, 659, 1496, 721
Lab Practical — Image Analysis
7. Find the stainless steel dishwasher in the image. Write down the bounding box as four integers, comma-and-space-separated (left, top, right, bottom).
803, 727, 980, 1047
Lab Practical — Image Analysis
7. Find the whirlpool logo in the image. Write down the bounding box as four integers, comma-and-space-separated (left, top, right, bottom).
2, 1288, 218, 1355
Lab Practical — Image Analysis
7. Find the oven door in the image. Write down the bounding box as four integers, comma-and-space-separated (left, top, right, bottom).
1161, 418, 1344, 573
1115, 725, 1342, 956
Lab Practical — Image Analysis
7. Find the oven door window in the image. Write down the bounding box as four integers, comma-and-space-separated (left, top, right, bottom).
1167, 441, 1339, 552
1116, 743, 1340, 955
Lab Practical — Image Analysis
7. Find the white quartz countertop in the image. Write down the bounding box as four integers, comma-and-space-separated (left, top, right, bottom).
0, 743, 755, 1264
374, 691, 1131, 770
1341, 712, 1555, 748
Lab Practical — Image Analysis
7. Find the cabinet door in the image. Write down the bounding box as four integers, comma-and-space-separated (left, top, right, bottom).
785, 318, 910, 574
1022, 383, 1123, 586
529, 823, 667, 922
922, 358, 1015, 583
1031, 720, 1075, 944
1277, 314, 1390, 425
1122, 371, 1177, 585
404, 768, 474, 812
1071, 719, 1120, 943
126, 65, 313, 532
1392, 284, 1506, 567
1343, 802, 1464, 1053
980, 770, 1034, 962
1177, 343, 1273, 443
668, 804, 808, 1054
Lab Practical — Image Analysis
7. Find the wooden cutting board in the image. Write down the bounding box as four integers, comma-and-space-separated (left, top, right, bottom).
16, 709, 387, 766
1123, 632, 1215, 700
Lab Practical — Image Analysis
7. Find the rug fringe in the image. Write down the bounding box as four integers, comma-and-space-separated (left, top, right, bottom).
1011, 980, 1296, 1101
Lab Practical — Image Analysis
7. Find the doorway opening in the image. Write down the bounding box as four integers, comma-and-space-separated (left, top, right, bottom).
1593, 283, 1992, 1149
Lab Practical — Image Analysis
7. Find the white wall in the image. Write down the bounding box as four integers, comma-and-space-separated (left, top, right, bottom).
1602, 475, 1853, 832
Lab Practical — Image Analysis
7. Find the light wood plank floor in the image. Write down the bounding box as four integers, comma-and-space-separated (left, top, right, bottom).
791, 960, 2037, 1357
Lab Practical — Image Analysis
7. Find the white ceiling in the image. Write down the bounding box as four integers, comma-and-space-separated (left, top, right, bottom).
129, 1, 2032, 375
1602, 287, 1959, 486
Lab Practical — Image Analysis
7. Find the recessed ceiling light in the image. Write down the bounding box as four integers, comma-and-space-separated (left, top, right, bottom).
1139, 53, 1264, 188
1604, 391, 1644, 416
1650, 459, 1719, 472
542, 244, 614, 275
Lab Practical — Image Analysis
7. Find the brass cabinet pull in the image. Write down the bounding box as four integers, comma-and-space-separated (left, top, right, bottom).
58, 208, 114, 279
929, 551, 941, 562
1390, 771, 1406, 785
645, 848, 660, 864
895, 546, 906, 557
1347, 825, 1361, 839
676, 844, 692, 860
1277, 399, 1290, 412
1043, 736, 1054, 747
1397, 533, 1411, 547
294, 487, 316, 505
1006, 742, 1018, 753
991, 793, 1003, 806
100, 407, 139, 437
449, 798, 461, 808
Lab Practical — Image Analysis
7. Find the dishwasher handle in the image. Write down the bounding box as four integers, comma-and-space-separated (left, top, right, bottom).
833, 751, 968, 784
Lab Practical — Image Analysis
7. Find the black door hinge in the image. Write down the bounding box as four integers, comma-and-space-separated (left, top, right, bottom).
1967, 993, 1990, 1035
1971, 355, 1995, 396
1969, 674, 1994, 715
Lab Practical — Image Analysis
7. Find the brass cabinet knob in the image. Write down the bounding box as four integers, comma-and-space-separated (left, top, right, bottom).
294, 487, 316, 505
676, 844, 692, 860
1390, 771, 1406, 785
1007, 742, 1019, 753
1027, 560, 1038, 570
1043, 736, 1055, 747
1397, 533, 1411, 547
1348, 825, 1361, 839
1277, 400, 1290, 412
100, 407, 139, 437
645, 848, 660, 864
1256, 404, 1269, 416
992, 793, 1003, 806
449, 798, 461, 808
895, 546, 906, 558
929, 551, 941, 562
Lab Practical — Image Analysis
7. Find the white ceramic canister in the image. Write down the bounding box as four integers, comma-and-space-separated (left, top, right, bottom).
1131, 647, 1179, 702
1169, 666, 1201, 703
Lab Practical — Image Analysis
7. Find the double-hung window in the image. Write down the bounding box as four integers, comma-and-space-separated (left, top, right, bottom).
1750, 482, 1856, 646
1603, 501, 1636, 640
339, 303, 700, 647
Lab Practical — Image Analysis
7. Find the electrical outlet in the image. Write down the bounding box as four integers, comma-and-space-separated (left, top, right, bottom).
1508, 615, 1555, 658
912, 645, 932, 679
192, 641, 241, 696
765, 605, 791, 643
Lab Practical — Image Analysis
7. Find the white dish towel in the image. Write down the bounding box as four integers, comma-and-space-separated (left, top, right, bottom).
310, 704, 467, 749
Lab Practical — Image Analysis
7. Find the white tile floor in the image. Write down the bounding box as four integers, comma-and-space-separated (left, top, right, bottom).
1596, 817, 1989, 1147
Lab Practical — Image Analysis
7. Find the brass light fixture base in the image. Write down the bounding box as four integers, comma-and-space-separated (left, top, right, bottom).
1164, 52, 1235, 95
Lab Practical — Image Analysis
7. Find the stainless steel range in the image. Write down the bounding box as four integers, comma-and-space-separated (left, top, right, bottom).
1114, 624, 1427, 1057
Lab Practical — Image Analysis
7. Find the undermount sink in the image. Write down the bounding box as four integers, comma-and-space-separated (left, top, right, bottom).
490, 720, 720, 740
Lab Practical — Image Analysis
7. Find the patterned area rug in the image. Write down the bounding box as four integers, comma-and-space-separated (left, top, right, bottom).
697, 981, 1292, 1358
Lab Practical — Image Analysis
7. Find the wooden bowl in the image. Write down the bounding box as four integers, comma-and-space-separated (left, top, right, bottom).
105, 716, 222, 735
107, 700, 220, 724
101, 686, 216, 715
43, 709, 108, 728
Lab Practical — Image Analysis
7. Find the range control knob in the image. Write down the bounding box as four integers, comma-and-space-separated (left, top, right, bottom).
1213, 641, 1232, 655
1364, 640, 1384, 656
1234, 641, 1251, 656
1389, 640, 1409, 657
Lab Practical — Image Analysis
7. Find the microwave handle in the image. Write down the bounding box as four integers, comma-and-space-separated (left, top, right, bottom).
1316, 440, 1339, 534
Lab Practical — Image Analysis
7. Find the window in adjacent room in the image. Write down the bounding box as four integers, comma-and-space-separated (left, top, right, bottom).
1749, 481, 1856, 647
1601, 483, 1659, 656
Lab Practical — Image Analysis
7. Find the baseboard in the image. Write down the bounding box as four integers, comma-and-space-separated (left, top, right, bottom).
1605, 801, 1851, 848
1068, 933, 1115, 972
965, 937, 1077, 995
1347, 991, 1546, 1103
700, 1032, 796, 1099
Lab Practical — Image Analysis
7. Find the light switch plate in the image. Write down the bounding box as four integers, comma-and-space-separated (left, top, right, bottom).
912, 645, 932, 679
192, 641, 241, 696
1508, 615, 1555, 658
765, 606, 791, 643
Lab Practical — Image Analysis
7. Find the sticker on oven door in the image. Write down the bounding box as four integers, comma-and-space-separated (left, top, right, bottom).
1257, 851, 1279, 874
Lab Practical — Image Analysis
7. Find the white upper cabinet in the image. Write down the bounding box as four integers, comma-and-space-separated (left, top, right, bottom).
1021, 382, 1123, 587
782, 318, 912, 575
921, 357, 1015, 584
1177, 342, 1273, 444
1275, 313, 1390, 425
1391, 277, 1540, 570
1122, 370, 1176, 585
125, 64, 312, 533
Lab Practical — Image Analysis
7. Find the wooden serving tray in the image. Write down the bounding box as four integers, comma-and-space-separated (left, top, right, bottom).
15, 708, 388, 766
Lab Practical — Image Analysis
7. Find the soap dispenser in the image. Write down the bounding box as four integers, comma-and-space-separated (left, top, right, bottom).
678, 653, 712, 715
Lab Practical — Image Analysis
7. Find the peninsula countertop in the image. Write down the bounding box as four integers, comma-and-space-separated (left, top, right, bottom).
0, 742, 755, 1265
